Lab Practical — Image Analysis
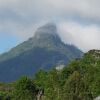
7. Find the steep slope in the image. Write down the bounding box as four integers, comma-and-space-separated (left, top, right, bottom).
0, 23, 83, 82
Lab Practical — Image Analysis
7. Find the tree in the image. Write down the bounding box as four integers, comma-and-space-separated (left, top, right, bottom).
63, 71, 93, 100
13, 76, 36, 100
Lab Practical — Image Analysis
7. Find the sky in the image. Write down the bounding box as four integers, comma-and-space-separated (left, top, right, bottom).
0, 0, 100, 53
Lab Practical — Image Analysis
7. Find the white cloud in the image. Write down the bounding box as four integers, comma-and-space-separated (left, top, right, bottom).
0, 0, 100, 51
58, 21, 100, 52
48, 0, 100, 20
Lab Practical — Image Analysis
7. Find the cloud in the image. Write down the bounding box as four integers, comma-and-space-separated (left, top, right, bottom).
58, 21, 100, 52
0, 0, 100, 51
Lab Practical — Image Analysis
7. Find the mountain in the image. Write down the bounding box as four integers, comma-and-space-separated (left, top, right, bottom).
0, 23, 83, 82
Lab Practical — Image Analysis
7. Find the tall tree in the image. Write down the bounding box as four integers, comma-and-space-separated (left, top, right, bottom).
63, 71, 93, 100
13, 76, 36, 100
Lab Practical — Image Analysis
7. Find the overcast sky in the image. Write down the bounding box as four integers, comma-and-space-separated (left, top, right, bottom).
0, 0, 100, 53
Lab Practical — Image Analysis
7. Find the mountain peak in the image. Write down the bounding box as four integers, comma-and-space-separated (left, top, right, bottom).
32, 23, 61, 45
35, 23, 57, 37
0, 22, 83, 82
38, 22, 57, 32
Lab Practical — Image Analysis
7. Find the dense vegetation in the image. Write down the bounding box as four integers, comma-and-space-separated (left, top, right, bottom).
0, 50, 100, 100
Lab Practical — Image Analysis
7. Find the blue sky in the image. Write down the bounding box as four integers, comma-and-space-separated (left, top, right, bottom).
0, 33, 20, 54
0, 0, 100, 53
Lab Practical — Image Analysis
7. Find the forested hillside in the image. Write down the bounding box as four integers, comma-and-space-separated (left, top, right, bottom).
0, 50, 100, 100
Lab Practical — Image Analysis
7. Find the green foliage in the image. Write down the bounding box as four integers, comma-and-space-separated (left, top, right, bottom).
63, 71, 93, 100
13, 76, 36, 100
34, 50, 100, 100
0, 50, 100, 100
0, 91, 11, 100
